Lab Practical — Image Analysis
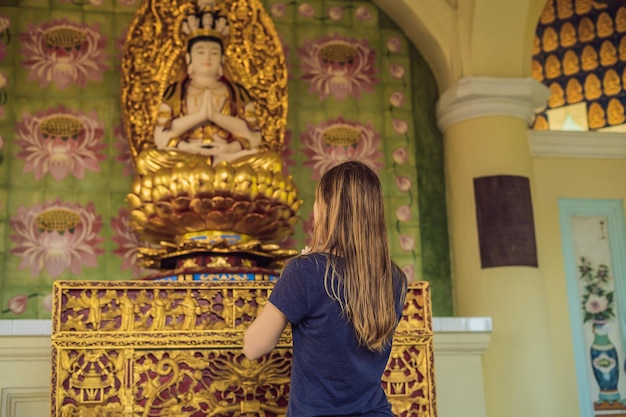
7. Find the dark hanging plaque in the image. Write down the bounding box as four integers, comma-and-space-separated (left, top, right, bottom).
473, 175, 538, 268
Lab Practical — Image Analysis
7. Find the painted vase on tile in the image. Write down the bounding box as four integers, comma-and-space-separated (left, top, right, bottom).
590, 320, 621, 402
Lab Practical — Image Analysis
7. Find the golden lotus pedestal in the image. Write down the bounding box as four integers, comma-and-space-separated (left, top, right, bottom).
50, 280, 437, 417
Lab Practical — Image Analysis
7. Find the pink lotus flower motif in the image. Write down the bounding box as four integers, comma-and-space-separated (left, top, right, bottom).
396, 205, 411, 222
9, 200, 105, 278
386, 37, 402, 53
20, 19, 109, 90
299, 34, 378, 101
15, 105, 107, 181
585, 294, 608, 314
114, 122, 134, 176
298, 3, 315, 18
393, 119, 409, 135
399, 235, 415, 251
389, 64, 406, 79
7, 295, 28, 314
401, 264, 415, 281
395, 176, 412, 192
112, 208, 146, 278
392, 147, 408, 164
355, 6, 372, 21
389, 91, 405, 107
328, 6, 343, 21
42, 293, 53, 312
271, 3, 286, 17
301, 117, 384, 180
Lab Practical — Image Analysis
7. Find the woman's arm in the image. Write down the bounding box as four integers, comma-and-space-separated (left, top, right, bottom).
243, 301, 289, 360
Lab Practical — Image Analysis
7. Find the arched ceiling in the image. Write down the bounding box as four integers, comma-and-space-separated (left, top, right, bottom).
373, 0, 548, 92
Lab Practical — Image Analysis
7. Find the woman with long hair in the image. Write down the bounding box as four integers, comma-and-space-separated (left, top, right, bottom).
243, 160, 408, 416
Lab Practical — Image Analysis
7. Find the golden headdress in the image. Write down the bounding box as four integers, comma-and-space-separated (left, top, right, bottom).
182, 0, 230, 45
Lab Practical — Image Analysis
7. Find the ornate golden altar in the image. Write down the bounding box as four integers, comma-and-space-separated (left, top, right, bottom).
50, 280, 436, 417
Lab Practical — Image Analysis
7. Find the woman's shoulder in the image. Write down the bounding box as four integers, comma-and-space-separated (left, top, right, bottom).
286, 252, 328, 269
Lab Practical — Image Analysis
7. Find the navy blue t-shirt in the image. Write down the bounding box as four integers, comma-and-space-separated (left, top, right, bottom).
269, 252, 406, 417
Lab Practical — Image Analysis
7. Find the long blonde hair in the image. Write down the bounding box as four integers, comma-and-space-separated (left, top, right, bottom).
309, 160, 407, 352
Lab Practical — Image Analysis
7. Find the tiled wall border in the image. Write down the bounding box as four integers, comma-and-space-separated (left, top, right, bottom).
0, 317, 492, 336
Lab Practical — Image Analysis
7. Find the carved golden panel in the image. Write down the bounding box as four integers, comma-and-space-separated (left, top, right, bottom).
560, 21, 577, 47
566, 78, 584, 104
579, 17, 596, 43
597, 11, 614, 38
51, 281, 436, 417
557, 0, 574, 20
588, 102, 606, 129
607, 98, 626, 125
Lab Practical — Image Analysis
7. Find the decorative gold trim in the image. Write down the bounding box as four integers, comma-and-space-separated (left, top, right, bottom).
51, 281, 436, 417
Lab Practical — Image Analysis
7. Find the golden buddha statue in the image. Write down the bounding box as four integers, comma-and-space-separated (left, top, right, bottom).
135, 5, 281, 176
566, 78, 583, 104
588, 102, 606, 130
603, 69, 621, 96
121, 0, 301, 271
562, 50, 580, 76
560, 22, 577, 48
607, 98, 626, 126
599, 39, 617, 67
584, 73, 602, 100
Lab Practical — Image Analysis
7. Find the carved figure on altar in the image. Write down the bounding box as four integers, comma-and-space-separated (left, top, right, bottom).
122, 0, 301, 272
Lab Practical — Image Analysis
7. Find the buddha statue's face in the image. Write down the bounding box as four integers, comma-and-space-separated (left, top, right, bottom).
187, 39, 223, 78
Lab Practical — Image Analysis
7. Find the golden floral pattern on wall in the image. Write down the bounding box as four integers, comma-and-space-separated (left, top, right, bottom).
533, 0, 626, 131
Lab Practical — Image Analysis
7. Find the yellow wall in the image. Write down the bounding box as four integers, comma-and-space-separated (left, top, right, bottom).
387, 0, 625, 416
533, 157, 626, 416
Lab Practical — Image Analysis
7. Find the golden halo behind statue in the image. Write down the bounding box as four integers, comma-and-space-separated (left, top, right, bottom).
121, 0, 288, 162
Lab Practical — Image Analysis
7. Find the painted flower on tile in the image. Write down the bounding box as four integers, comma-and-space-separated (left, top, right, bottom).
401, 264, 415, 281
114, 123, 134, 176
389, 64, 406, 79
390, 91, 405, 107
15, 106, 107, 181
399, 235, 416, 251
298, 3, 315, 18
301, 117, 384, 179
392, 147, 408, 164
328, 6, 343, 21
396, 205, 412, 222
271, 3, 286, 17
20, 19, 109, 90
355, 6, 372, 21
395, 175, 412, 192
393, 119, 409, 135
299, 34, 378, 101
579, 257, 614, 323
9, 200, 105, 278
386, 37, 402, 53
7, 295, 28, 314
112, 208, 144, 278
